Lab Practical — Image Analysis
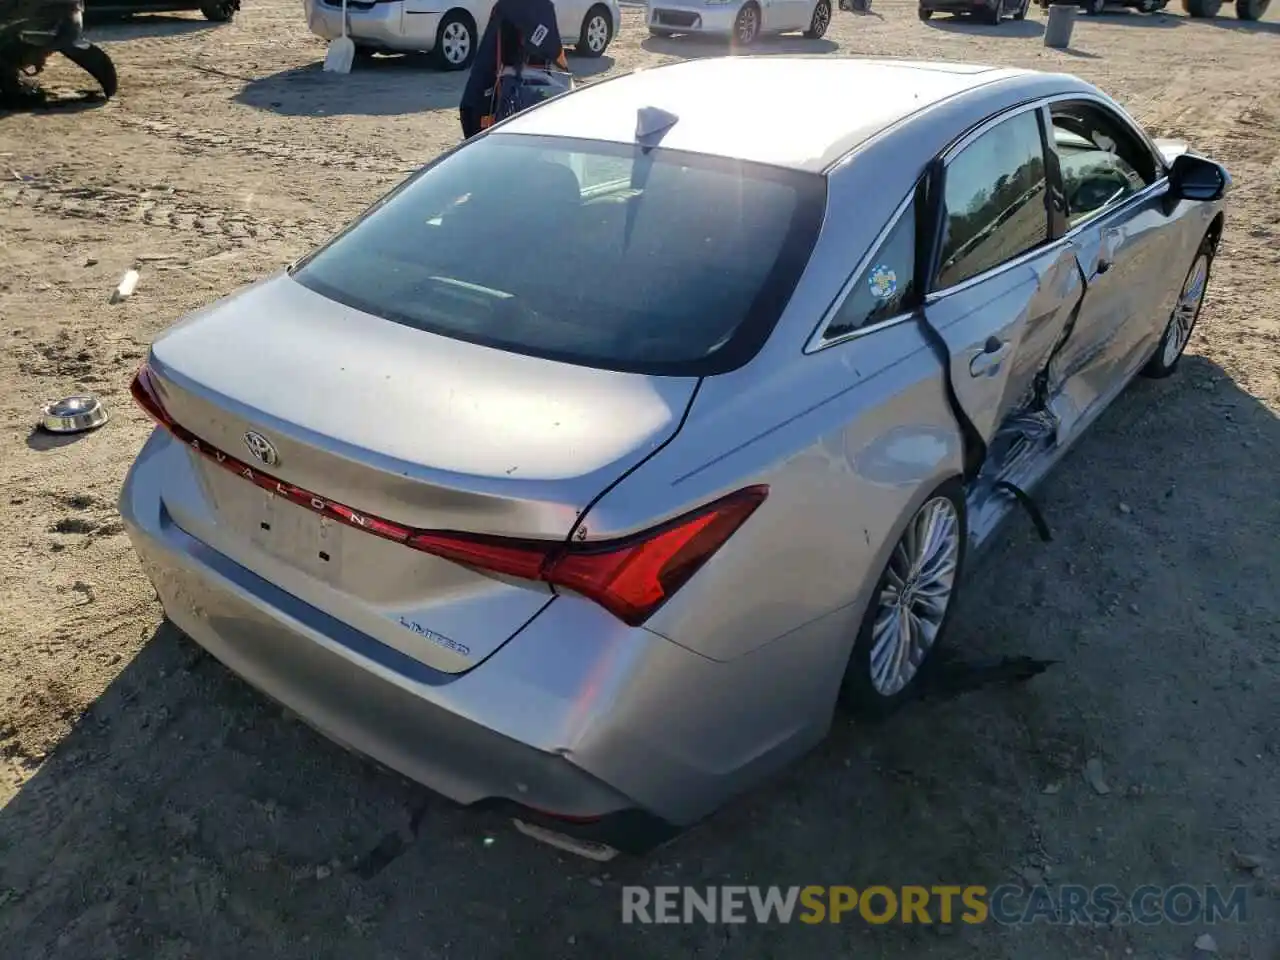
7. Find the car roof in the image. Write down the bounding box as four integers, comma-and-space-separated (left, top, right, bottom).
500, 56, 1057, 173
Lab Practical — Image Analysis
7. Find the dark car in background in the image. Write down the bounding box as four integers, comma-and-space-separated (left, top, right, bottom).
85, 0, 238, 22
918, 0, 1028, 23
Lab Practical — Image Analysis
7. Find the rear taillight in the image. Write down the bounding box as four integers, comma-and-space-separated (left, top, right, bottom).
540, 488, 767, 625
130, 362, 174, 428
412, 486, 767, 626
130, 361, 767, 626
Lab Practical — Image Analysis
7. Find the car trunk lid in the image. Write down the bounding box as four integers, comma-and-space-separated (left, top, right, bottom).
143, 274, 698, 672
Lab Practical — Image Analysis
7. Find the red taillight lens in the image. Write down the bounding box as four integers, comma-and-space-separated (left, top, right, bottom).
129, 358, 766, 627
409, 487, 767, 626
544, 487, 768, 626
406, 531, 552, 582
130, 362, 173, 428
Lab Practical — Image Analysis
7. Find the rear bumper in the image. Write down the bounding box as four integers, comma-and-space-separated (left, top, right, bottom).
120, 431, 840, 852
121, 436, 669, 850
304, 0, 431, 50
648, 2, 742, 33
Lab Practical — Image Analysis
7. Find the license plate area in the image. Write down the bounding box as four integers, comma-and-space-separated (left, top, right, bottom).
246, 488, 343, 582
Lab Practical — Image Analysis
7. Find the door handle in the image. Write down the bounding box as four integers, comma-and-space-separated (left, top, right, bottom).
969, 337, 1009, 378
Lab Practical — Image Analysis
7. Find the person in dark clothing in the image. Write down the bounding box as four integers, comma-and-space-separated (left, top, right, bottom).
459, 5, 566, 140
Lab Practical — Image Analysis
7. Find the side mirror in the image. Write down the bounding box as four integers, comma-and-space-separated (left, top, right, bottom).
1167, 153, 1230, 203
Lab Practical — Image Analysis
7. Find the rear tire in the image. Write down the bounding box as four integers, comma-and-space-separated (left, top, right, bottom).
918, 4, 934, 16
1141, 237, 1214, 379
1084, 0, 1106, 13
732, 2, 762, 45
1013, 0, 1029, 17
1182, 0, 1222, 15
838, 479, 967, 720
431, 10, 477, 71
981, 0, 1004, 23
578, 5, 613, 56
1235, 0, 1268, 17
805, 0, 833, 36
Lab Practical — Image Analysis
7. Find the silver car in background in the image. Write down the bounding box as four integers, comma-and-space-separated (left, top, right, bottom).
647, 0, 832, 44
120, 57, 1229, 860
304, 0, 621, 70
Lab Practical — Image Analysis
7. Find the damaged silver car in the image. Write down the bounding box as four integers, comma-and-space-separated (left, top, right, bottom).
119, 57, 1229, 859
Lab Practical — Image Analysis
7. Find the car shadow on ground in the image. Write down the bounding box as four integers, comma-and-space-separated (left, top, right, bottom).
1204, 15, 1280, 32
640, 34, 840, 57
565, 52, 616, 76
0, 356, 1276, 956
1086, 8, 1184, 24
234, 59, 464, 117
923, 15, 1046, 36
84, 13, 221, 42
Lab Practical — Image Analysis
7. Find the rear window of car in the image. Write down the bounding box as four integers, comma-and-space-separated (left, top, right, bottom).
291, 133, 826, 376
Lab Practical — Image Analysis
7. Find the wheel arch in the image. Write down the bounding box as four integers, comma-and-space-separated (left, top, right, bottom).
1206, 211, 1225, 256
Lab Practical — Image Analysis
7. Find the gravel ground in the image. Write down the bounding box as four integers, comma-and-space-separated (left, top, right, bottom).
1, 2, 1278, 957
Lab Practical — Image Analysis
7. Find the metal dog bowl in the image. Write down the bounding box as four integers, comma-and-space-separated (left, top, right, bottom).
40, 395, 109, 434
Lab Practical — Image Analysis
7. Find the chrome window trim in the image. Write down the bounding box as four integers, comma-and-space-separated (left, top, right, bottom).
805, 89, 1173, 345
924, 235, 1073, 304
804, 186, 920, 355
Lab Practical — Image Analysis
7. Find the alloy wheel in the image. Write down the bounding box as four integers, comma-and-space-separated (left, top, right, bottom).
1161, 253, 1209, 367
735, 4, 760, 43
810, 0, 831, 35
869, 497, 962, 697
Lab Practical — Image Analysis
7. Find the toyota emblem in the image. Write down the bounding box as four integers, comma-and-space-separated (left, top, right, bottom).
243, 430, 280, 466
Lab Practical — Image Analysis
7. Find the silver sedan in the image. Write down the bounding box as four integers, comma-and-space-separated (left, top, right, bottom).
120, 56, 1229, 860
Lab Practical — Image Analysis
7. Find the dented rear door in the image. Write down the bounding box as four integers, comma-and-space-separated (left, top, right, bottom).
921, 102, 1084, 444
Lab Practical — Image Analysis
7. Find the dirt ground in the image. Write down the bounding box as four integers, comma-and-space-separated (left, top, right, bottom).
1, 1, 1278, 957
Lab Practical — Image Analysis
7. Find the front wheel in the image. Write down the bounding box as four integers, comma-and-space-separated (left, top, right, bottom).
1085, 0, 1106, 13
805, 0, 833, 36
839, 481, 967, 719
918, 3, 934, 16
1235, 0, 1269, 18
1182, 0, 1223, 15
578, 5, 613, 56
431, 10, 477, 71
1142, 239, 1213, 378
732, 2, 762, 45
981, 0, 1004, 23
1012, 0, 1029, 17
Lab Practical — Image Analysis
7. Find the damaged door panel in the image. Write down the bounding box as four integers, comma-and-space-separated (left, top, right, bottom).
1039, 99, 1184, 437
915, 102, 1102, 549
925, 247, 1083, 444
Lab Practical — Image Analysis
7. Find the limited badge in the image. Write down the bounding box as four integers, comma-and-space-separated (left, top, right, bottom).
868, 265, 897, 301
530, 23, 549, 46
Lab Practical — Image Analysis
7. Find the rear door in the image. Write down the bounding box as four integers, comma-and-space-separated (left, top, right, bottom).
921, 102, 1084, 444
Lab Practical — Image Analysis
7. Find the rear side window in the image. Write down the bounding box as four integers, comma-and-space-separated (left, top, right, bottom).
822, 198, 917, 341
936, 110, 1050, 290
292, 133, 826, 376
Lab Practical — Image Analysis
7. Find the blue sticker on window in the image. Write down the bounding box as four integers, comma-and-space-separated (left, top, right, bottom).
868, 265, 897, 301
